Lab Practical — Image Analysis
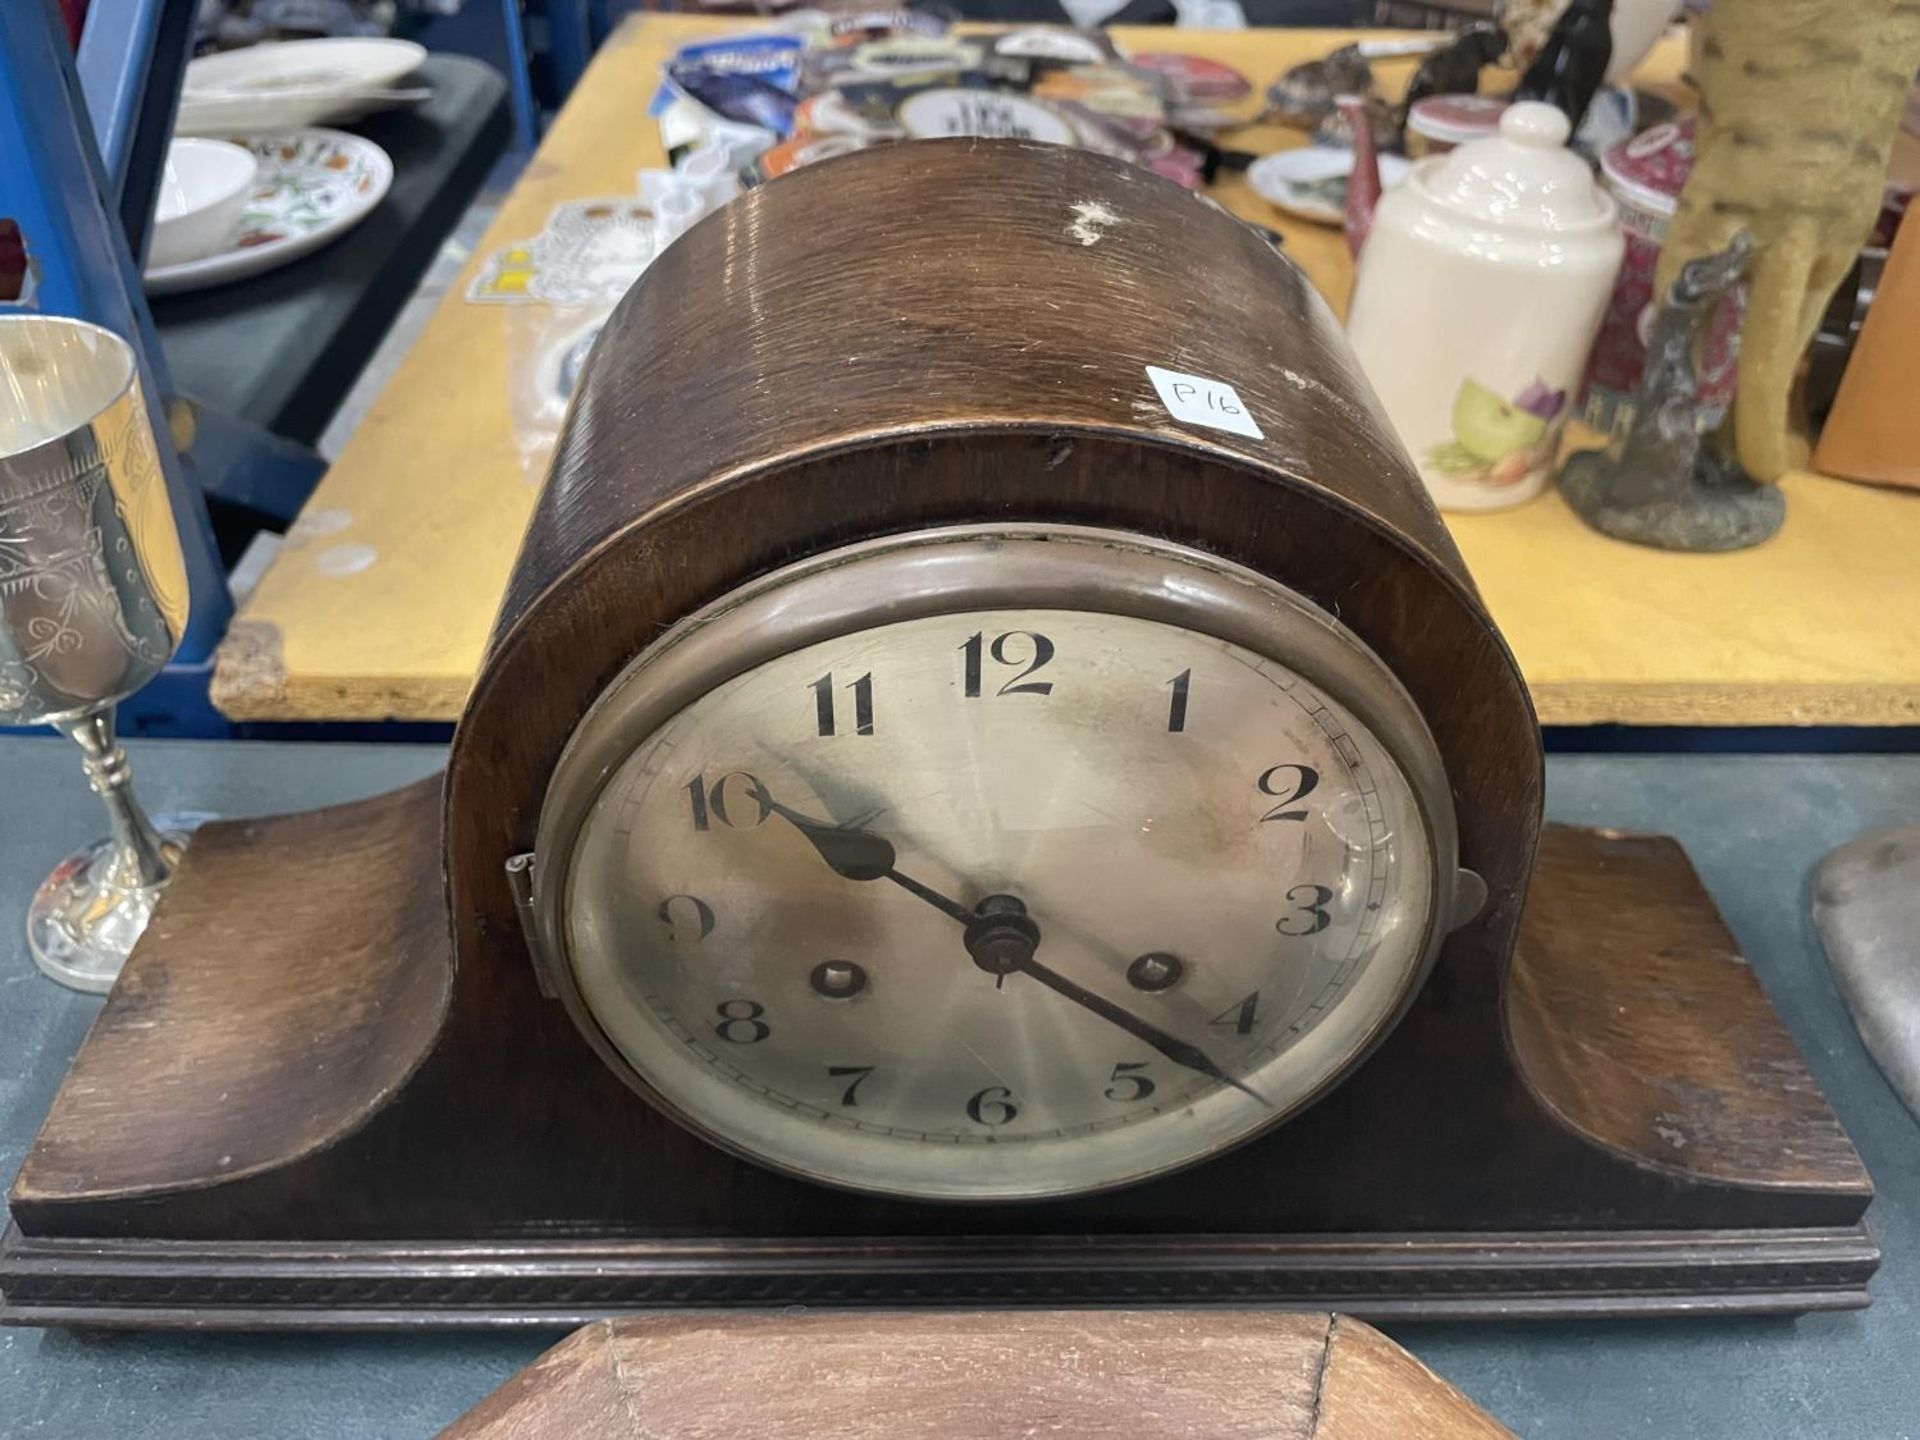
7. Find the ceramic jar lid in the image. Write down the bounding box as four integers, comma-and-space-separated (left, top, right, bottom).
1406, 94, 1509, 147
1600, 117, 1696, 218
1418, 100, 1616, 231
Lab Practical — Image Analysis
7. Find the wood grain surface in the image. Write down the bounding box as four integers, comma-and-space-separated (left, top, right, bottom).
434, 1312, 1515, 1439
1508, 825, 1868, 1190
9, 800, 1868, 1233
433, 131, 1553, 1249
10, 778, 449, 1204
204, 15, 1920, 728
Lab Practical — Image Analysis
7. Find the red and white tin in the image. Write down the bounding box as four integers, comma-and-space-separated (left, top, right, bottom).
1582, 118, 1742, 432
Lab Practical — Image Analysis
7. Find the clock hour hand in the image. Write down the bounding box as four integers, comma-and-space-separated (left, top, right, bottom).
757, 785, 1264, 1105
756, 789, 975, 922
759, 793, 896, 881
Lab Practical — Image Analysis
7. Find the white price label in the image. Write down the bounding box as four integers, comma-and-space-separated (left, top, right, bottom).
1144, 366, 1263, 440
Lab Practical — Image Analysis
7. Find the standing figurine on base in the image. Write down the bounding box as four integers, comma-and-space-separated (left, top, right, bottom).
1561, 233, 1786, 551
1396, 21, 1508, 133
1655, 0, 1920, 482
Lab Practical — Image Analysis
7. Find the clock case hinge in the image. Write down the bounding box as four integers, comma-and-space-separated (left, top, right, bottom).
504, 852, 559, 999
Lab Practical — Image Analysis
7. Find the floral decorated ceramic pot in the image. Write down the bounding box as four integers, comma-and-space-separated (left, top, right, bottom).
1346, 102, 1624, 512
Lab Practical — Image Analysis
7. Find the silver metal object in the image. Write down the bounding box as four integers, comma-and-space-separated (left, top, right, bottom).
1450, 867, 1489, 929
1127, 952, 1184, 992
1, 315, 191, 992
504, 851, 556, 998
1813, 826, 1920, 1125
810, 960, 865, 998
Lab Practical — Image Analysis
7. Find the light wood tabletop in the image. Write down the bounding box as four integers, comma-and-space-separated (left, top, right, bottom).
210, 15, 1920, 727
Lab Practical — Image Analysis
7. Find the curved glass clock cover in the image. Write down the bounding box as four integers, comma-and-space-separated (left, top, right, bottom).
553, 536, 1444, 1202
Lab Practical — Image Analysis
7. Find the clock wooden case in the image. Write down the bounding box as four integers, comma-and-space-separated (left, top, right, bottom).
0, 140, 1875, 1327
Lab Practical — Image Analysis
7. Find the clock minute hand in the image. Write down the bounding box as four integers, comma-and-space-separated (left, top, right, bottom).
757, 788, 1264, 1105
1012, 954, 1273, 1109
961, 900, 1267, 1106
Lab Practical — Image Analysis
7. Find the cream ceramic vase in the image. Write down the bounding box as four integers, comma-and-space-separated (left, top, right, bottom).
1346, 103, 1624, 512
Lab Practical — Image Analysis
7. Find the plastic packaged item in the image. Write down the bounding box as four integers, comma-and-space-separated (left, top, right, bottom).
665, 33, 803, 135
508, 303, 612, 484
652, 186, 706, 250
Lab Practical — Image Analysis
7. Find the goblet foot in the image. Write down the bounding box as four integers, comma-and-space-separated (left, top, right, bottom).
27, 814, 209, 993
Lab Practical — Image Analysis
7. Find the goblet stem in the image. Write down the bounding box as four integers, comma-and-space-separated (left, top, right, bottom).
28, 708, 185, 993
56, 709, 177, 889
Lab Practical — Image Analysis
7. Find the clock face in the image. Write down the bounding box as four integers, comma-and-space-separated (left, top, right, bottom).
545, 531, 1448, 1201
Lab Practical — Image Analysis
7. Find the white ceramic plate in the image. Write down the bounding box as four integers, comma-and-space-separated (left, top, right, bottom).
895, 88, 1078, 146
177, 38, 425, 133
144, 129, 393, 296
185, 37, 424, 97
176, 86, 428, 137
1246, 147, 1413, 226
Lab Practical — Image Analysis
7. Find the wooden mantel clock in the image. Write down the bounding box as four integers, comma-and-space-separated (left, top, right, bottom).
1, 141, 1875, 1328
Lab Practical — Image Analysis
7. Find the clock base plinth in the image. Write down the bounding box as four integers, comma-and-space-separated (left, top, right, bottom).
0, 1222, 1878, 1329
0, 789, 1877, 1329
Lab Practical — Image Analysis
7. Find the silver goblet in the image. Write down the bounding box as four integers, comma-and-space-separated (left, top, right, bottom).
1, 315, 193, 992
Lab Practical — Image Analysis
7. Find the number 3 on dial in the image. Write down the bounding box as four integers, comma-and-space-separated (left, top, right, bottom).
1277, 884, 1334, 936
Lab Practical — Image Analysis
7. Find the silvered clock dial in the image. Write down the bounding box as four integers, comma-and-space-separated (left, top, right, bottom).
530, 526, 1471, 1201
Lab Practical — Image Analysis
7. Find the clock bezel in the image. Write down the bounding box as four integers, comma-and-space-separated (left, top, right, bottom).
527, 523, 1467, 1202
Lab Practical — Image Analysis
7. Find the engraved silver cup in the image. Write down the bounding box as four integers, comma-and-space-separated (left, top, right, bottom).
1, 315, 193, 992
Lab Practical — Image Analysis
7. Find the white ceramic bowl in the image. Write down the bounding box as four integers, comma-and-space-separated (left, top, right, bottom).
150, 138, 258, 269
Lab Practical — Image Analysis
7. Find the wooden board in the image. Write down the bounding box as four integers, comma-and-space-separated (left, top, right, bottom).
207, 16, 1920, 726
434, 1312, 1515, 1439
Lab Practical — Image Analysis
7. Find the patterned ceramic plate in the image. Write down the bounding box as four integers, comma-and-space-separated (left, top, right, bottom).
144, 129, 393, 296
1246, 146, 1412, 227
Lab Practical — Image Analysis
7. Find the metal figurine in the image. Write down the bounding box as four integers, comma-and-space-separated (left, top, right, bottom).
0, 315, 194, 990
1512, 0, 1612, 132
1265, 43, 1376, 132
1397, 22, 1508, 135
1560, 232, 1787, 551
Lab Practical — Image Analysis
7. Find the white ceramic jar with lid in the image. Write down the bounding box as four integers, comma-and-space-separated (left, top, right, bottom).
1346, 101, 1624, 511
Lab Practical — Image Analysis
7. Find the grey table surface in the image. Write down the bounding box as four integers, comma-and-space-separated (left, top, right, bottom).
1, 739, 1916, 1439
